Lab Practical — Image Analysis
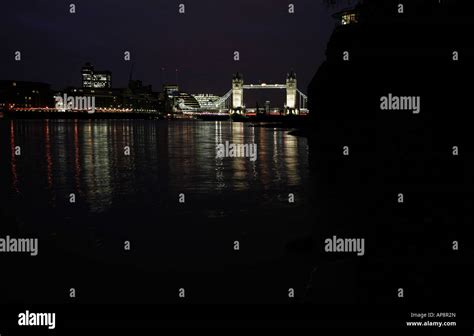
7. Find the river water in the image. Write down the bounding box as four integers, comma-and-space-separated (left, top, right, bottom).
0, 119, 315, 303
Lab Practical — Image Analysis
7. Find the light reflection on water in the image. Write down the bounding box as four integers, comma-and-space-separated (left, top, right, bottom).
4, 119, 308, 215
0, 118, 316, 300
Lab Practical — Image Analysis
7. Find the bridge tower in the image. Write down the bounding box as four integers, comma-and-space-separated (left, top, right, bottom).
232, 73, 244, 114
285, 71, 298, 115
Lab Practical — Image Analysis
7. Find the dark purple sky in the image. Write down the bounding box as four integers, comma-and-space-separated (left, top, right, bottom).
0, 0, 341, 95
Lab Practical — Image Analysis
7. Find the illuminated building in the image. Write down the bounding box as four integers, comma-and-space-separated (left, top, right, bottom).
337, 10, 358, 25
161, 84, 200, 113
192, 94, 220, 110
82, 62, 112, 89
61, 87, 123, 111
168, 92, 200, 112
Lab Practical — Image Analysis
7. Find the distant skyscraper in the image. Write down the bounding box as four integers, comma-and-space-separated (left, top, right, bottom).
82, 62, 112, 89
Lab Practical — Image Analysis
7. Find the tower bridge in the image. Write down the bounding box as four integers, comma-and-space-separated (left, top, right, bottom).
214, 71, 308, 115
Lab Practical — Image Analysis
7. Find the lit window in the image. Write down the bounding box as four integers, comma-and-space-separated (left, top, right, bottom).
342, 13, 357, 25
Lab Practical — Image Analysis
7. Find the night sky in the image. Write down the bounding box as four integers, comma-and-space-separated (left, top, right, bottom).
0, 0, 342, 95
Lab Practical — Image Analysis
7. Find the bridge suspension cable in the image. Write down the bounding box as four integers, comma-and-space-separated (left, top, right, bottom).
297, 89, 308, 109
214, 89, 232, 109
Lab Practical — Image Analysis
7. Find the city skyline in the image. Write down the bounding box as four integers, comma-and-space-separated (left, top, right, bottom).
0, 62, 309, 115
0, 0, 341, 95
